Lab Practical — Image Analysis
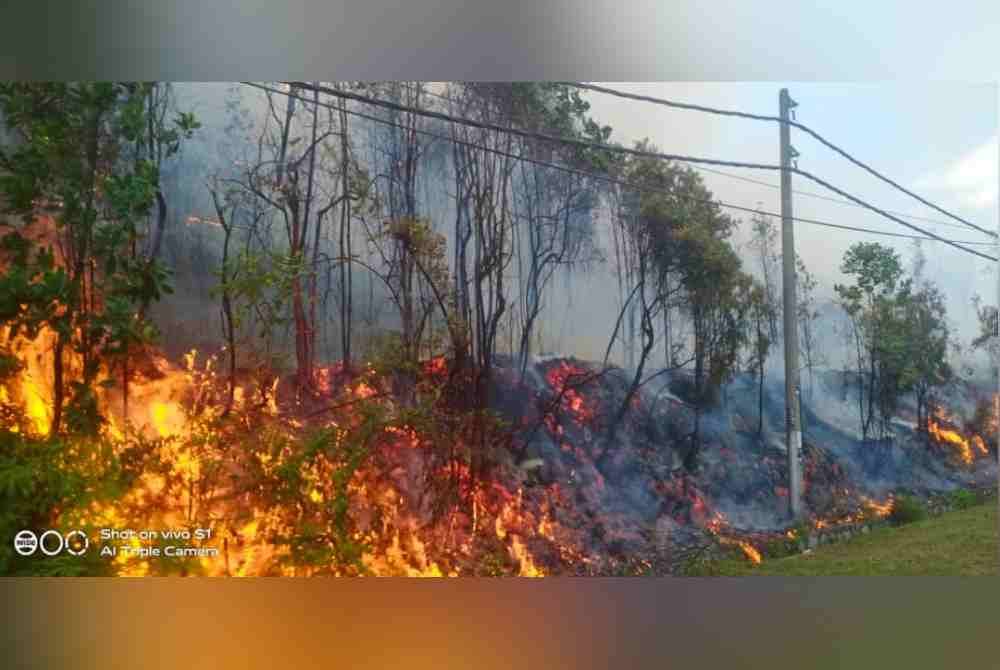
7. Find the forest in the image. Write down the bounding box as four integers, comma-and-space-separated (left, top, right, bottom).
0, 82, 996, 576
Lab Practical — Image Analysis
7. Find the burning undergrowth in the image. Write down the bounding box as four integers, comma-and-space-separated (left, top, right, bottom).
2, 337, 995, 576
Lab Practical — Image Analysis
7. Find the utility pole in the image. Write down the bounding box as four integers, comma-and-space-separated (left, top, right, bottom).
779, 88, 803, 521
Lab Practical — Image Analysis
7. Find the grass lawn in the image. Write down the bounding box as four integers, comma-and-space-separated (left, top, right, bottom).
706, 500, 998, 576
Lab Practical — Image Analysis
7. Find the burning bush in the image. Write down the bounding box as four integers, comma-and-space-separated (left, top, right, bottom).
923, 405, 991, 468
970, 397, 998, 453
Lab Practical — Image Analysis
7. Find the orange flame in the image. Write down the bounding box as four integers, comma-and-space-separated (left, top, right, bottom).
738, 541, 762, 564
545, 362, 595, 424
927, 416, 974, 465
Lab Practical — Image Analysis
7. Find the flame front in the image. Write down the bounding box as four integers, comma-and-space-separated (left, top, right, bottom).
0, 317, 987, 578
925, 407, 987, 467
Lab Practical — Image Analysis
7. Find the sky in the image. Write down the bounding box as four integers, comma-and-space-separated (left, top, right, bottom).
579, 82, 998, 348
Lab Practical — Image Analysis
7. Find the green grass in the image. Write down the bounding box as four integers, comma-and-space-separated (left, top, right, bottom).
705, 501, 998, 576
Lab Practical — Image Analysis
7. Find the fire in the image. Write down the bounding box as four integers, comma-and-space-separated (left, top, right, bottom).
425, 356, 447, 376
510, 535, 543, 577
0, 327, 752, 576
486, 486, 560, 576
545, 361, 595, 424
738, 541, 762, 564
150, 401, 185, 438
538, 510, 555, 540
861, 495, 893, 518
682, 481, 763, 565
0, 327, 60, 435
807, 495, 893, 534
927, 412, 974, 466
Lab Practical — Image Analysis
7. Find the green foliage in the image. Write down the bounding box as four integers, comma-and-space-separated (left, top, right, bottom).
365, 330, 416, 377
0, 82, 199, 575
678, 549, 730, 577
255, 415, 380, 575
790, 520, 812, 540
837, 242, 904, 300
834, 242, 953, 441
212, 249, 296, 363
506, 83, 613, 172
949, 489, 977, 511
0, 430, 125, 576
763, 536, 796, 559
617, 145, 749, 405
890, 495, 927, 526
706, 503, 996, 576
0, 82, 197, 434
745, 281, 773, 373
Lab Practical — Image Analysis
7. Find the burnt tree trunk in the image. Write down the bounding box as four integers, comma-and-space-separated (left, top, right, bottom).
337, 87, 353, 367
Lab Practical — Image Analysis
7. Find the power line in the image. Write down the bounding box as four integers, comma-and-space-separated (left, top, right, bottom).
569, 82, 997, 240
694, 165, 975, 231
772, 219, 993, 245
791, 167, 996, 261
421, 83, 977, 233
242, 82, 997, 258
423, 83, 980, 235
292, 81, 999, 260
276, 81, 788, 174
565, 81, 788, 123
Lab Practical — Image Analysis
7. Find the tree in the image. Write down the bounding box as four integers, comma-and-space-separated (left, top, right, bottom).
745, 279, 775, 435
906, 280, 952, 431
971, 293, 999, 375
228, 83, 351, 392
599, 145, 751, 473
504, 83, 607, 375
747, 208, 781, 344
205, 176, 248, 416
137, 83, 197, 267
902, 242, 953, 431
675, 206, 749, 468
600, 147, 696, 452
795, 254, 823, 399
0, 83, 196, 435
746, 208, 783, 428
833, 242, 932, 442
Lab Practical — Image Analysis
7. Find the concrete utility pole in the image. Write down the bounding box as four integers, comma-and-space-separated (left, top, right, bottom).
779, 88, 803, 521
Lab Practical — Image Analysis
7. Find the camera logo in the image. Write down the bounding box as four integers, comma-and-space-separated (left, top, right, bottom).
13, 530, 88, 557
14, 530, 37, 556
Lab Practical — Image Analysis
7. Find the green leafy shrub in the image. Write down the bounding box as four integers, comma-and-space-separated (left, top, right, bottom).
0, 431, 124, 576
764, 537, 796, 559
949, 489, 977, 510
889, 495, 926, 525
